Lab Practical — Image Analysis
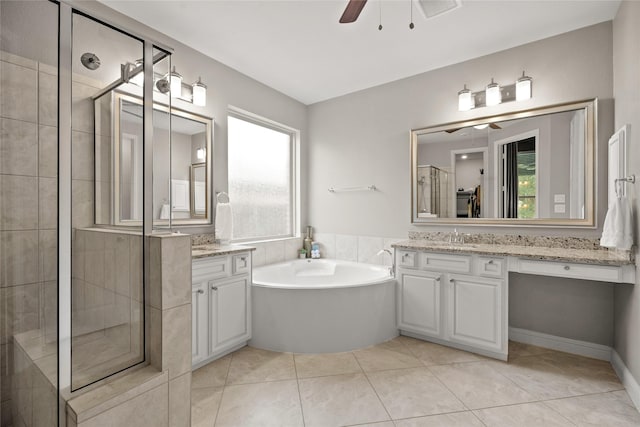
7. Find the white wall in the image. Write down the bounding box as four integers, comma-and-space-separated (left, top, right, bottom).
613, 0, 640, 394
307, 22, 615, 346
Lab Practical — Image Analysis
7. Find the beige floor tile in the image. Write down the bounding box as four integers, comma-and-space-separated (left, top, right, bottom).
353, 339, 423, 372
488, 351, 623, 400
544, 390, 640, 426
508, 341, 557, 360
298, 373, 390, 427
226, 346, 296, 385
343, 423, 395, 427
215, 380, 303, 427
403, 339, 485, 366
192, 355, 231, 389
394, 411, 485, 426
191, 386, 223, 427
474, 402, 575, 426
367, 367, 465, 419
429, 362, 535, 409
294, 352, 362, 378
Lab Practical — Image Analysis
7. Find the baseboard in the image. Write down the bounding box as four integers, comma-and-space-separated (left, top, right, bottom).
509, 327, 612, 361
611, 350, 640, 412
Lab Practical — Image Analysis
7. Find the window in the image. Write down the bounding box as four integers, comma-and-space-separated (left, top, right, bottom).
227, 110, 298, 241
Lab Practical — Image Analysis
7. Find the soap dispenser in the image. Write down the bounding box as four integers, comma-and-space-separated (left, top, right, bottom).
303, 226, 313, 258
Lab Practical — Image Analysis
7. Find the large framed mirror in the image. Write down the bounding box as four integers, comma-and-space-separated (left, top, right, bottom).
411, 99, 596, 227
96, 91, 213, 226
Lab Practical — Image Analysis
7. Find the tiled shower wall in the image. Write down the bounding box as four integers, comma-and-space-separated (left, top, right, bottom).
250, 235, 404, 267
0, 50, 58, 427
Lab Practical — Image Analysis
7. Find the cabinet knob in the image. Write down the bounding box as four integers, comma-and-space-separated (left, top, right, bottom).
197, 289, 204, 294
449, 278, 454, 283
211, 286, 218, 291
564, 265, 570, 271
435, 277, 441, 282
488, 260, 494, 264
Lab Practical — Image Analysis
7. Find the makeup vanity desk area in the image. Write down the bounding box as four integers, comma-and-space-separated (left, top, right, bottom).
391, 239, 636, 361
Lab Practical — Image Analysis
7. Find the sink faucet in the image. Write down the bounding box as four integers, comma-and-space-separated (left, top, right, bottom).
377, 249, 395, 277
449, 228, 464, 245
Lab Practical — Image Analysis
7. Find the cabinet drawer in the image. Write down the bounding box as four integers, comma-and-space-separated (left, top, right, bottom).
232, 253, 251, 275
475, 257, 505, 277
193, 257, 229, 281
397, 251, 418, 269
517, 259, 620, 282
421, 253, 471, 273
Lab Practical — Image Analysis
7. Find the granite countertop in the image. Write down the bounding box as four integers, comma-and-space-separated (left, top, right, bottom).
392, 239, 634, 266
192, 243, 255, 259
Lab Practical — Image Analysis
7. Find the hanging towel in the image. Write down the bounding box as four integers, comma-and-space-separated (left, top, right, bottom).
215, 202, 233, 243
600, 183, 633, 251
159, 204, 171, 220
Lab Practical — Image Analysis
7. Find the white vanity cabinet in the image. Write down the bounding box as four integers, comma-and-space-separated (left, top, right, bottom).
192, 252, 252, 367
396, 250, 508, 360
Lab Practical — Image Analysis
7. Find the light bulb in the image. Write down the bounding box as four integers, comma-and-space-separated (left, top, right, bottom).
169, 66, 182, 98
486, 78, 501, 106
458, 85, 473, 111
192, 77, 207, 107
516, 71, 532, 101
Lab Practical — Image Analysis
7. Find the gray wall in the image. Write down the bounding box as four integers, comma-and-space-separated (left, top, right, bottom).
308, 22, 615, 346
613, 1, 640, 384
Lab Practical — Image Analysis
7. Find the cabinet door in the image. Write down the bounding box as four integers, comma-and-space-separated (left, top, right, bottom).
397, 270, 443, 338
191, 282, 208, 365
447, 274, 505, 353
209, 276, 250, 355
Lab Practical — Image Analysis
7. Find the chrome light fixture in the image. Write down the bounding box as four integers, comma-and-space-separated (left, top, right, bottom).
458, 84, 473, 111
192, 77, 207, 107
169, 66, 183, 98
458, 72, 533, 111
485, 78, 501, 106
516, 71, 532, 101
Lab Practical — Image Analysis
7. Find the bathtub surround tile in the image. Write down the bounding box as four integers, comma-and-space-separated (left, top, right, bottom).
38, 177, 57, 230
353, 339, 423, 372
192, 355, 231, 389
357, 236, 385, 264
39, 125, 57, 178
169, 373, 191, 427
0, 118, 38, 176
428, 362, 536, 409
473, 402, 574, 426
294, 352, 362, 378
191, 386, 223, 427
216, 380, 303, 427
394, 412, 485, 427
38, 71, 57, 127
39, 230, 57, 283
72, 131, 94, 181
1, 230, 39, 287
265, 240, 285, 265
251, 243, 267, 267
367, 367, 465, 419
298, 373, 390, 427
383, 237, 404, 266
0, 175, 38, 230
71, 179, 94, 229
284, 237, 303, 260
544, 390, 640, 426
313, 232, 335, 259
0, 61, 37, 122
335, 234, 357, 262
226, 347, 296, 385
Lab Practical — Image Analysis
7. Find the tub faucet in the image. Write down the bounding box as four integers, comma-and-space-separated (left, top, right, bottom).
377, 249, 395, 277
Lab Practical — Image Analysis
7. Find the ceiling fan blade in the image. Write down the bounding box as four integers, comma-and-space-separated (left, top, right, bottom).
445, 128, 461, 134
339, 0, 368, 23
489, 123, 502, 130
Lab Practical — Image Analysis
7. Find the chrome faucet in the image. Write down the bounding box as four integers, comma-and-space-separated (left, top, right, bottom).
449, 228, 464, 245
377, 249, 395, 277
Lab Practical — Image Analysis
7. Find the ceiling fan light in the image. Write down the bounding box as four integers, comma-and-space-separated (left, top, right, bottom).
486, 78, 501, 106
169, 66, 183, 98
458, 85, 473, 111
192, 77, 207, 106
516, 71, 532, 101
474, 124, 489, 130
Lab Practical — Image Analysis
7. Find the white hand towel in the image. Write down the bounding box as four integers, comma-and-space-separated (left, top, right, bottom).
600, 194, 633, 251
215, 202, 233, 242
159, 204, 170, 220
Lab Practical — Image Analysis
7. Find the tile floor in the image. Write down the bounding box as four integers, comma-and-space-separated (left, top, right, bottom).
190, 337, 640, 426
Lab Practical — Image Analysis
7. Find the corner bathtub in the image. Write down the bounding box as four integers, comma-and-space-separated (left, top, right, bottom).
250, 259, 397, 353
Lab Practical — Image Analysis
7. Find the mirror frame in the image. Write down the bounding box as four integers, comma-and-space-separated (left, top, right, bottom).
190, 162, 207, 219
411, 99, 596, 227
112, 91, 214, 226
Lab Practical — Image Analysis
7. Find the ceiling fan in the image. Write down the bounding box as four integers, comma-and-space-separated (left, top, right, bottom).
339, 0, 368, 24
445, 123, 502, 134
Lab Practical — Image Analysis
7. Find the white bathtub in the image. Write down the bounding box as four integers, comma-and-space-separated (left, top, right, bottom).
250, 259, 398, 353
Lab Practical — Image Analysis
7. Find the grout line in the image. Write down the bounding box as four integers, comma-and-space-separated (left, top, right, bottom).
210, 354, 234, 427
292, 354, 307, 427
352, 351, 393, 423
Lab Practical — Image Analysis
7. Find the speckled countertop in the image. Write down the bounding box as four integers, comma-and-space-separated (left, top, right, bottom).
392, 239, 634, 266
192, 244, 255, 259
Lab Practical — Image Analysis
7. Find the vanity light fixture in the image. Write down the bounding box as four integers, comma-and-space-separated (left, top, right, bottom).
485, 78, 501, 106
169, 66, 183, 98
457, 71, 533, 111
516, 71, 532, 101
192, 77, 207, 107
